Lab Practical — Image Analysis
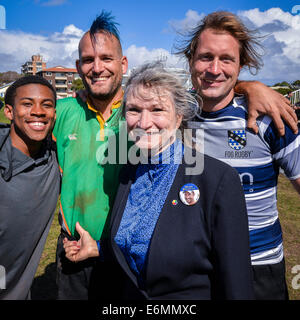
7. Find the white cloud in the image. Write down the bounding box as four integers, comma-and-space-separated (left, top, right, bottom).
0, 24, 186, 74
236, 8, 300, 84
1, 7, 299, 85
124, 45, 184, 70
238, 8, 300, 30
0, 24, 83, 72
35, 0, 68, 6
168, 10, 204, 33
169, 8, 300, 84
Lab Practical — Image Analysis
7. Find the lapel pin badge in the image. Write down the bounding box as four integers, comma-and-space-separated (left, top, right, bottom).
179, 183, 200, 206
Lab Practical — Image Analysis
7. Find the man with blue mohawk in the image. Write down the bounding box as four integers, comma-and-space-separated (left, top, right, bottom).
53, 11, 128, 300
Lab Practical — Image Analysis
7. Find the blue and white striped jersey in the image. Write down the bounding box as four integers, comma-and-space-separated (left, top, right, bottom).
188, 95, 300, 265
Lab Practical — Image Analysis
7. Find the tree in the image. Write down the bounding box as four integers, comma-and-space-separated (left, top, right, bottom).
273, 88, 292, 96
273, 81, 290, 87
71, 78, 84, 91
292, 80, 300, 87
0, 71, 22, 86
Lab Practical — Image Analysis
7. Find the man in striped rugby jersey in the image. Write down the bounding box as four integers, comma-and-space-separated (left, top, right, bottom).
181, 11, 300, 299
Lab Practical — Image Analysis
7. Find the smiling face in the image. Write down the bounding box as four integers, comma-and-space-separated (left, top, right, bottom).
76, 31, 128, 102
184, 191, 196, 205
125, 85, 182, 153
189, 28, 241, 111
4, 84, 56, 156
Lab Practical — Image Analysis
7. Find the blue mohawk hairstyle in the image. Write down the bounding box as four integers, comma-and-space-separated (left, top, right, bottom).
90, 10, 120, 41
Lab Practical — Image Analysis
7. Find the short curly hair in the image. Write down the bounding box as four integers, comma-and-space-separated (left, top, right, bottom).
5, 75, 56, 107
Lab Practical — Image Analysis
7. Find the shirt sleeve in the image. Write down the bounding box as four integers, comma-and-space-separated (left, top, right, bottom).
262, 117, 300, 180
211, 165, 254, 300
52, 100, 65, 141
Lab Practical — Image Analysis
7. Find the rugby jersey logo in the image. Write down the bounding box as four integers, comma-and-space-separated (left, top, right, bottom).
68, 133, 78, 141
228, 129, 247, 150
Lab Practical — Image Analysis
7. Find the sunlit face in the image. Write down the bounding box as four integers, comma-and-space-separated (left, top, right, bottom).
184, 191, 196, 205
4, 84, 56, 151
125, 85, 182, 153
76, 32, 128, 101
189, 28, 241, 111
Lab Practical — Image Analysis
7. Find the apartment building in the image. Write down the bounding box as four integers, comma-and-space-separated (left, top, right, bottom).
0, 82, 14, 98
21, 55, 46, 75
37, 66, 80, 99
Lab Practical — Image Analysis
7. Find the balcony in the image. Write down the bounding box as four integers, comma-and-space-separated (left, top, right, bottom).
55, 75, 67, 80
55, 84, 67, 89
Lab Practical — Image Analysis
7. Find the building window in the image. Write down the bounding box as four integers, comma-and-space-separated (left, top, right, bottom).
56, 88, 67, 93
46, 72, 52, 76
55, 73, 67, 77
55, 80, 66, 85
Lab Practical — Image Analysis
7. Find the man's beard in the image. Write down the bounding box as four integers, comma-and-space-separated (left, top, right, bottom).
84, 78, 122, 102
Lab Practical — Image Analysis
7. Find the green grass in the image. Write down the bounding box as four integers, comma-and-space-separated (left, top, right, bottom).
278, 174, 300, 300
32, 174, 300, 300
31, 200, 60, 300
0, 107, 9, 124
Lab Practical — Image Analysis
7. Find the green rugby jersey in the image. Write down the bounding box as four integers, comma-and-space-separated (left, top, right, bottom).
53, 97, 124, 240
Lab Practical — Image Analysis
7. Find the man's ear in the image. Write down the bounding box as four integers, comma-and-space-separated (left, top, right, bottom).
3, 104, 14, 121
76, 59, 82, 78
121, 56, 128, 75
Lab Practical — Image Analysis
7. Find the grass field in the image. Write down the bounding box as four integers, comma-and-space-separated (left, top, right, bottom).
31, 174, 300, 300
277, 174, 300, 300
0, 107, 9, 124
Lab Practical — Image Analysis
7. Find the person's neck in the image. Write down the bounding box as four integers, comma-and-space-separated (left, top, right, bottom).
201, 91, 234, 113
10, 126, 42, 159
89, 89, 123, 121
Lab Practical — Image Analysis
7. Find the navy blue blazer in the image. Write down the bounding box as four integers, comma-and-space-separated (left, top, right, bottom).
108, 153, 254, 300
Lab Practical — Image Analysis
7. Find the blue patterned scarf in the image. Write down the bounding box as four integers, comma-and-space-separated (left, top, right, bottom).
114, 140, 183, 287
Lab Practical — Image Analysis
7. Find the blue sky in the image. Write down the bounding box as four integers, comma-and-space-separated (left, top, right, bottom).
0, 0, 300, 84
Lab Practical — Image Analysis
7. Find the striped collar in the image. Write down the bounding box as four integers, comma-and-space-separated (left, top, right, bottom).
86, 96, 123, 118
86, 95, 123, 140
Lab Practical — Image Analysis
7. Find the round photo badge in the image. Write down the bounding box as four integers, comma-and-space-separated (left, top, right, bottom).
179, 183, 200, 206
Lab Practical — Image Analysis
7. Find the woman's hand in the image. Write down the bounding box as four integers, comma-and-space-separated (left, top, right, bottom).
63, 222, 99, 263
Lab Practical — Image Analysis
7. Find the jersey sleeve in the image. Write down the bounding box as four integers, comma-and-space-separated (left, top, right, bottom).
261, 116, 300, 180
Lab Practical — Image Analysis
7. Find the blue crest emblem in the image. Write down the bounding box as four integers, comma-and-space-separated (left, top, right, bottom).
228, 129, 247, 150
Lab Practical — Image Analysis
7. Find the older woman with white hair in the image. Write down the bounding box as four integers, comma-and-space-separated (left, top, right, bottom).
63, 62, 254, 300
